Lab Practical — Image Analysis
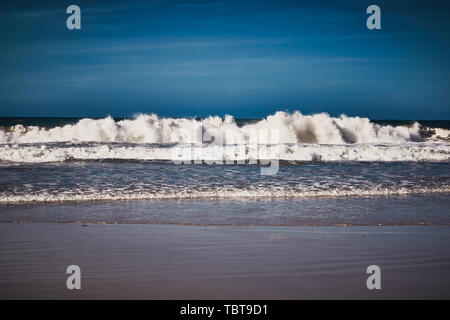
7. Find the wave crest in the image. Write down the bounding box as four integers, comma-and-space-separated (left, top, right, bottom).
0, 111, 435, 144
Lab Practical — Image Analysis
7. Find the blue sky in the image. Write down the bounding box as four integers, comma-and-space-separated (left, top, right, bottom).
0, 0, 449, 119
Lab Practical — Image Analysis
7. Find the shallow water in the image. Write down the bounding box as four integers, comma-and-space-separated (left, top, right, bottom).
0, 161, 449, 225
0, 161, 449, 203
1, 194, 449, 226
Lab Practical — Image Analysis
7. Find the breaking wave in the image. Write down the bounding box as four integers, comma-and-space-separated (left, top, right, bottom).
0, 142, 449, 163
0, 111, 444, 144
0, 111, 449, 163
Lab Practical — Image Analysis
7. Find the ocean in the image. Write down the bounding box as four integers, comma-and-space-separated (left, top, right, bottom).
0, 111, 449, 226
1, 112, 450, 299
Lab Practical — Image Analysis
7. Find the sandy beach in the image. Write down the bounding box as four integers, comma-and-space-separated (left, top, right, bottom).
1, 222, 449, 299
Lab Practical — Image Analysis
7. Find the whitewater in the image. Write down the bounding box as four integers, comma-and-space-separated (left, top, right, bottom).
0, 111, 449, 163
0, 111, 449, 204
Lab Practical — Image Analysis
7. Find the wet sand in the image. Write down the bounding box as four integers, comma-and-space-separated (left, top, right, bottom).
0, 223, 449, 299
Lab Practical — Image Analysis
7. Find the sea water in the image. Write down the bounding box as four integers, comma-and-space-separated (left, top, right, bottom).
0, 111, 449, 225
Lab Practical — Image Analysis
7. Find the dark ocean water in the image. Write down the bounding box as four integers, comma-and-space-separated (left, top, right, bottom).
1, 117, 450, 129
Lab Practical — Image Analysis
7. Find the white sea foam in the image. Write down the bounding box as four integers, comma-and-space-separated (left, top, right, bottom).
0, 111, 432, 144
2, 186, 450, 204
0, 111, 449, 163
433, 128, 450, 141
0, 185, 449, 203
0, 142, 449, 163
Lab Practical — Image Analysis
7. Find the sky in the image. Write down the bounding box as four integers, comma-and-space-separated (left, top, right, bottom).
0, 0, 449, 119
